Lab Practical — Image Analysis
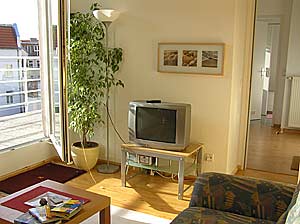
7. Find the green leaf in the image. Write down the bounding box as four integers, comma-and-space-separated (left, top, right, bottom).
68, 3, 124, 141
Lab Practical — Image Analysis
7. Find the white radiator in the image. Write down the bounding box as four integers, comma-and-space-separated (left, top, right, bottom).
288, 76, 300, 128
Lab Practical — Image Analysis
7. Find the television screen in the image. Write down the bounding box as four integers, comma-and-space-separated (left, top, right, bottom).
136, 107, 176, 143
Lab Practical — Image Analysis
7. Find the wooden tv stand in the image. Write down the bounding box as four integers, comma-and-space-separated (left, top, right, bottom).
120, 143, 203, 200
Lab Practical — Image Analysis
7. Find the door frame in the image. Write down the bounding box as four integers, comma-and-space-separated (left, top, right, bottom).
237, 0, 257, 170
241, 11, 288, 169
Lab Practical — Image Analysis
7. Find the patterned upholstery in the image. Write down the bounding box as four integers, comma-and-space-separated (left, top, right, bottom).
171, 207, 276, 224
286, 180, 300, 212
285, 184, 300, 224
266, 183, 300, 223
189, 173, 295, 222
172, 172, 297, 224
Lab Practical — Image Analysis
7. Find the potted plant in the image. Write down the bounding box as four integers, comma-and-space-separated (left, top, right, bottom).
68, 4, 123, 170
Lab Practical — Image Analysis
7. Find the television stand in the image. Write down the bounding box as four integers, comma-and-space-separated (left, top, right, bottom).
120, 143, 203, 200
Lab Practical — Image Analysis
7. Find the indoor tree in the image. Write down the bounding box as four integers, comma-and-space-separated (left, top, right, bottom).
68, 3, 123, 169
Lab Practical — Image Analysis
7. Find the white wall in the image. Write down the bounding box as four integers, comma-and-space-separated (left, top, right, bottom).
269, 25, 280, 92
257, 0, 286, 15
0, 142, 58, 176
267, 91, 275, 111
280, 0, 300, 128
286, 0, 300, 76
71, 0, 253, 173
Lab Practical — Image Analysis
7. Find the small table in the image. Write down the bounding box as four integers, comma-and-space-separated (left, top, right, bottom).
0, 180, 110, 224
121, 143, 203, 200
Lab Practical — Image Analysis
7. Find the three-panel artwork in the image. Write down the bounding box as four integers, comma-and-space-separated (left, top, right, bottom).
158, 43, 224, 76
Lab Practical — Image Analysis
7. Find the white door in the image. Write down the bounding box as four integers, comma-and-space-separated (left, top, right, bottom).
250, 21, 268, 120
38, 0, 70, 162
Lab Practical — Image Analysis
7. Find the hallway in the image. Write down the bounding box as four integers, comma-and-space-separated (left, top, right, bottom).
247, 119, 300, 176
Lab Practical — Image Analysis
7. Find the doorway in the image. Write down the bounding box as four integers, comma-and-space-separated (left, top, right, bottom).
246, 0, 300, 176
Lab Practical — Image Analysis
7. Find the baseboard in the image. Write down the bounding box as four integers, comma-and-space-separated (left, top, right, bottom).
271, 126, 300, 134
0, 156, 59, 181
232, 165, 242, 175
283, 128, 300, 134
51, 156, 63, 163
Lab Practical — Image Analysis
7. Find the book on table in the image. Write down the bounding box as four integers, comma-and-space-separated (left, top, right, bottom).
14, 209, 62, 224
27, 200, 82, 222
50, 200, 82, 220
14, 211, 40, 224
28, 206, 61, 223
14, 192, 82, 223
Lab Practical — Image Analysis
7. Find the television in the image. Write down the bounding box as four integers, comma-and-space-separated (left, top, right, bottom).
128, 101, 191, 151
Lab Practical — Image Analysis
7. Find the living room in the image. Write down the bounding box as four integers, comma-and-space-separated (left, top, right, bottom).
0, 0, 299, 223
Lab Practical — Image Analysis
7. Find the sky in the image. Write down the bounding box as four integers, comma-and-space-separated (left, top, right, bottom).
0, 0, 58, 40
0, 0, 39, 39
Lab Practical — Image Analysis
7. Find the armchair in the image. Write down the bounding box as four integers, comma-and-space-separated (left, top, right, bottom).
172, 172, 297, 223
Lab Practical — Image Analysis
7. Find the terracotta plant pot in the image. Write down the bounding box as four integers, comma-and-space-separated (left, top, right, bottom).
71, 141, 100, 170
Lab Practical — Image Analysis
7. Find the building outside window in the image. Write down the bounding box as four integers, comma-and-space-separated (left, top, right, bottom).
34, 44, 39, 54
0, 0, 61, 152
27, 60, 34, 67
3, 64, 13, 78
6, 90, 13, 104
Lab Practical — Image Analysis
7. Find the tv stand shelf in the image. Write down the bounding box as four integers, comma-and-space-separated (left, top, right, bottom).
120, 143, 203, 200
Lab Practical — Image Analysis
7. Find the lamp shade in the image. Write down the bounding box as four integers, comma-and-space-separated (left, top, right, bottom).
93, 9, 120, 22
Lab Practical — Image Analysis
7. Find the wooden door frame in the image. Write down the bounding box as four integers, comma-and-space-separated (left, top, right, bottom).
240, 1, 291, 170
237, 0, 257, 170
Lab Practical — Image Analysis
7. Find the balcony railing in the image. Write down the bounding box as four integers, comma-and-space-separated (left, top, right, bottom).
0, 111, 45, 151
0, 56, 41, 117
0, 56, 44, 150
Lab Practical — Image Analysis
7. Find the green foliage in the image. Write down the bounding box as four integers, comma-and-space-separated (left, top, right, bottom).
68, 4, 123, 147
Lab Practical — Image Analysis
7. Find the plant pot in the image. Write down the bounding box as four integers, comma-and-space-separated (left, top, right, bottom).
71, 142, 100, 171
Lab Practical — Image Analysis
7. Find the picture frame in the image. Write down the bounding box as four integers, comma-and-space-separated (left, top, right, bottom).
157, 43, 225, 76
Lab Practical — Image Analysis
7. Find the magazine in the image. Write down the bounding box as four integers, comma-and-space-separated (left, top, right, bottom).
50, 200, 82, 220
14, 211, 40, 224
25, 192, 71, 207
28, 206, 61, 223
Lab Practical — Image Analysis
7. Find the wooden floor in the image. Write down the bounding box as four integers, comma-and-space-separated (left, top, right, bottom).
247, 119, 300, 176
66, 167, 194, 220
236, 169, 297, 185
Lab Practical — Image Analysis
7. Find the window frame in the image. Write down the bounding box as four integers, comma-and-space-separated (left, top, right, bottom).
0, 0, 69, 158
38, 0, 70, 162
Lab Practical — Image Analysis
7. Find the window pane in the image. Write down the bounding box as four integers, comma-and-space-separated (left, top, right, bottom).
37, 0, 70, 162
50, 0, 62, 146
0, 0, 44, 150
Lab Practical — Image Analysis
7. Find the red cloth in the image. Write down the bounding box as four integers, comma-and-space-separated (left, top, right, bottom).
1, 186, 90, 213
0, 163, 86, 194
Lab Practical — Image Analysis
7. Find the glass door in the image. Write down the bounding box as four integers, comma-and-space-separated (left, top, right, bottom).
38, 0, 70, 162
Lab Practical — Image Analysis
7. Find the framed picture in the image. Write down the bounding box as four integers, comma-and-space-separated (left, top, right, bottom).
158, 43, 225, 76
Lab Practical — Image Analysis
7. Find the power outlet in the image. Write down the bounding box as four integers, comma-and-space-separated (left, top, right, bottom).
204, 153, 214, 162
